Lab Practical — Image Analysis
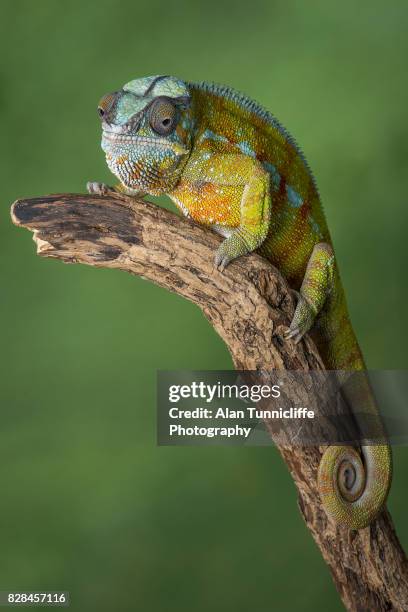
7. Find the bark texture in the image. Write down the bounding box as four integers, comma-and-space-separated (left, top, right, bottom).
11, 191, 408, 611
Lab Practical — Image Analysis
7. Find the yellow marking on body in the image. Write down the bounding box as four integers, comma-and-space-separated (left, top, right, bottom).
172, 180, 241, 226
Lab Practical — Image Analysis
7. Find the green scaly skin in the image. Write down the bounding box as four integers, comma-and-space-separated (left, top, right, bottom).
88, 75, 392, 529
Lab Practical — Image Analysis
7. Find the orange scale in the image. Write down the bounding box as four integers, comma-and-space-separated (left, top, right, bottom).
190, 187, 237, 226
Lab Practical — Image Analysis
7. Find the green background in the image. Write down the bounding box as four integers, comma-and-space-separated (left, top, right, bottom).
1, 1, 407, 610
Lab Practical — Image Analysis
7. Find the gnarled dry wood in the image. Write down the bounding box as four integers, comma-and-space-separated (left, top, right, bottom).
11, 191, 408, 611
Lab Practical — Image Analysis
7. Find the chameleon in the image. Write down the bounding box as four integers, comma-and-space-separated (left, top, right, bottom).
87, 75, 392, 529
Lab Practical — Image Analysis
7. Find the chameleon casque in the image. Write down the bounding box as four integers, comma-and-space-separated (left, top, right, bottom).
88, 75, 392, 529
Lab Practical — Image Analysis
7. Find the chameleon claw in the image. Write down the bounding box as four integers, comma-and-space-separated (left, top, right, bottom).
214, 252, 232, 272
214, 253, 222, 271
285, 327, 300, 339
87, 181, 110, 195
214, 232, 251, 272
216, 259, 227, 272
285, 294, 315, 344
284, 326, 304, 344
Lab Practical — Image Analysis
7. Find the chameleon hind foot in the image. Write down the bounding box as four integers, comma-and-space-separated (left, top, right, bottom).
285, 294, 316, 344
285, 242, 335, 343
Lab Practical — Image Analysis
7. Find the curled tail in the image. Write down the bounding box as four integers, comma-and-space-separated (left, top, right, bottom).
281, 239, 392, 529
317, 444, 392, 529
317, 369, 392, 529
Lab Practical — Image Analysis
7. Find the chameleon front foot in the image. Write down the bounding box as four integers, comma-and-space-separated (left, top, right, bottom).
87, 181, 110, 195
87, 182, 147, 198
214, 233, 250, 272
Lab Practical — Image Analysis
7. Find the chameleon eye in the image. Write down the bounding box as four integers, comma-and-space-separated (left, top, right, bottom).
149, 98, 178, 135
97, 92, 119, 120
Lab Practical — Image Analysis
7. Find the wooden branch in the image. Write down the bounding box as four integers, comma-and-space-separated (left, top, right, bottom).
11, 191, 408, 611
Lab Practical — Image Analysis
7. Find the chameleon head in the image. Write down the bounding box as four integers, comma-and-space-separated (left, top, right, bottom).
98, 75, 193, 194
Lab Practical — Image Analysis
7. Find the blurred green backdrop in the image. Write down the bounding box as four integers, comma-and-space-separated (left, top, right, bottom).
1, 1, 407, 610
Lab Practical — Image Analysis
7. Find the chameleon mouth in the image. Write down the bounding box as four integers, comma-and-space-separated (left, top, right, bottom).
103, 131, 173, 147
102, 131, 190, 156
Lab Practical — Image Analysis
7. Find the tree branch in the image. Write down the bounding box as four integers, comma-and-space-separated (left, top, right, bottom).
11, 191, 408, 611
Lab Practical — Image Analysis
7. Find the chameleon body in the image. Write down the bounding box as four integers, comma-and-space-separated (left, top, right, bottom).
88, 75, 392, 529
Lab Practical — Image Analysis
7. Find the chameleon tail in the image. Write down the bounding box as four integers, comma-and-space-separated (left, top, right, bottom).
317, 371, 392, 529
289, 247, 393, 529
317, 444, 392, 529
